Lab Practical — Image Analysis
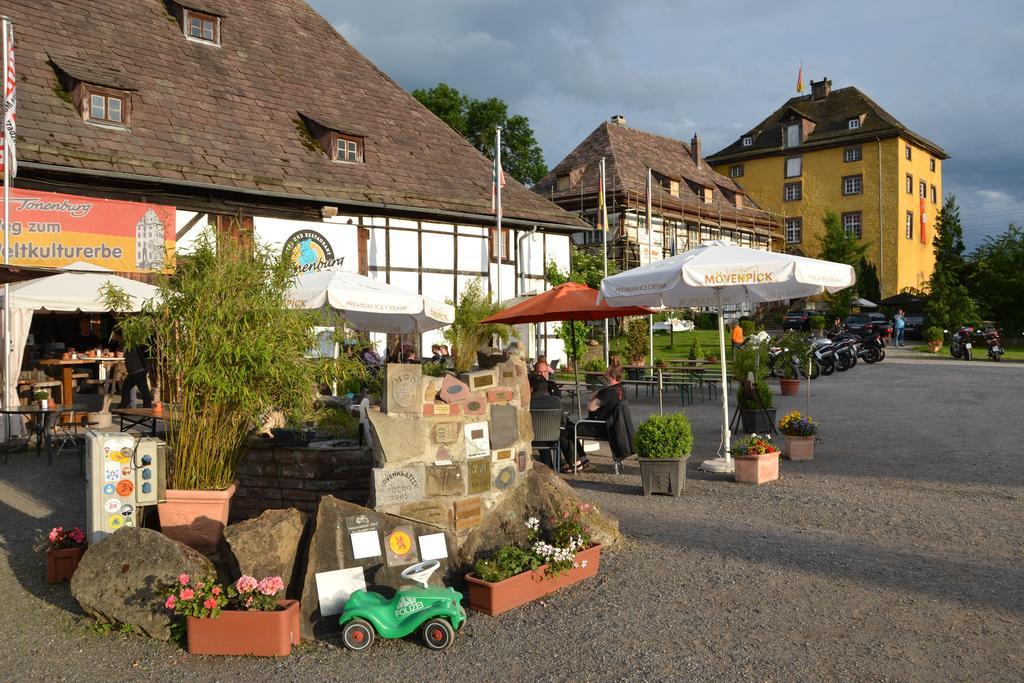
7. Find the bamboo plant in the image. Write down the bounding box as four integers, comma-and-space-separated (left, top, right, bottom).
105, 230, 319, 491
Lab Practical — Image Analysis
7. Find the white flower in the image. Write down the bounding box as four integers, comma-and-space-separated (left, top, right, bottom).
581, 559, 588, 568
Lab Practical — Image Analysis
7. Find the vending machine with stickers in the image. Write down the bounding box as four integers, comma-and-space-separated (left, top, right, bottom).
85, 432, 167, 544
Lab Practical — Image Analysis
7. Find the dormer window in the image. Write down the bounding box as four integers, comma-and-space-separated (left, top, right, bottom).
556, 174, 571, 191
82, 85, 130, 128
183, 9, 220, 45
742, 136, 753, 147
784, 123, 801, 148
333, 133, 362, 163
847, 117, 861, 130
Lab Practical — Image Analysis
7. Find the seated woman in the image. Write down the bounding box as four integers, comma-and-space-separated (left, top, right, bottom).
560, 365, 634, 473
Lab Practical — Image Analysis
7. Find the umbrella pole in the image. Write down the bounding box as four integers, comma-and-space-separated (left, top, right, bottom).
700, 288, 734, 474
572, 322, 582, 419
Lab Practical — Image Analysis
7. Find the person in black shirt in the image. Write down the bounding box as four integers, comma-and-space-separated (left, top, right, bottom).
560, 365, 628, 472
120, 344, 153, 409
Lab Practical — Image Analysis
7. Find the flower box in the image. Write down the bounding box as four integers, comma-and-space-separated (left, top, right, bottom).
784, 435, 815, 461
465, 545, 602, 616
186, 599, 300, 656
734, 451, 779, 485
46, 545, 86, 584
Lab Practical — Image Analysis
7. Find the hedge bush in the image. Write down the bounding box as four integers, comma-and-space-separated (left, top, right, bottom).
923, 326, 944, 343
695, 312, 718, 330
634, 412, 693, 459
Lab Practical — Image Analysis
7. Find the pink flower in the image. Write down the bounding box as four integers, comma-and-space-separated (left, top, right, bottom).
164, 595, 176, 609
178, 573, 190, 585
179, 588, 194, 601
581, 503, 591, 512
563, 511, 570, 519
257, 576, 284, 596
245, 597, 253, 607
48, 527, 61, 543
235, 575, 258, 594
203, 598, 217, 610
211, 586, 221, 596
195, 582, 204, 590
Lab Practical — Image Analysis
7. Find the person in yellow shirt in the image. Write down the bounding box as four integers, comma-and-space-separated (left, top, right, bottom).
731, 321, 745, 357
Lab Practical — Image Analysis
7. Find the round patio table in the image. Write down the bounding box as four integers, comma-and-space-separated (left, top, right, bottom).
1, 404, 65, 466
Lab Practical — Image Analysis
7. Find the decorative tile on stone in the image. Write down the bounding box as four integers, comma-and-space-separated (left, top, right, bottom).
372, 466, 425, 507
467, 458, 490, 494
487, 387, 514, 403
425, 464, 464, 497
489, 404, 518, 449
516, 449, 528, 473
423, 403, 462, 417
493, 462, 516, 491
439, 375, 471, 404
493, 448, 514, 460
396, 500, 451, 529
464, 393, 487, 416
431, 422, 461, 445
464, 422, 490, 457
453, 497, 482, 531
382, 363, 422, 416
460, 369, 497, 393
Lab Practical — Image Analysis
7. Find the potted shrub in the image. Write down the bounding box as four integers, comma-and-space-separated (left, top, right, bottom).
732, 434, 780, 485
163, 573, 299, 656
107, 231, 320, 552
624, 317, 649, 365
923, 326, 944, 353
634, 412, 693, 496
32, 389, 50, 411
777, 330, 810, 396
688, 337, 705, 363
465, 505, 602, 616
442, 279, 511, 373
779, 410, 817, 461
37, 526, 86, 583
739, 381, 775, 433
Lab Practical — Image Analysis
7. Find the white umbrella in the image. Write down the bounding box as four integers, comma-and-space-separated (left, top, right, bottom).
856, 298, 878, 308
599, 240, 855, 473
288, 269, 454, 334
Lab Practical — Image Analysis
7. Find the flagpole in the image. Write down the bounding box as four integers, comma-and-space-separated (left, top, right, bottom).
495, 126, 502, 307
646, 167, 653, 367
1, 17, 10, 415
600, 157, 609, 367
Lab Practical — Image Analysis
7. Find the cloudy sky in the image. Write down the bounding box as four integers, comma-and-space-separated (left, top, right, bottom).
309, 0, 1024, 248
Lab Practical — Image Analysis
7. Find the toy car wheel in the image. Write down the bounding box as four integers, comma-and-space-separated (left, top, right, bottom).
421, 617, 455, 651
342, 618, 375, 651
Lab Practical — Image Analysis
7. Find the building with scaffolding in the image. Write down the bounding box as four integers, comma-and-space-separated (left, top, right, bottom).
533, 116, 781, 272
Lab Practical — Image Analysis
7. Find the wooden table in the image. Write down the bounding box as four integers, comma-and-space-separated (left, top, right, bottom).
111, 407, 168, 436
37, 357, 124, 404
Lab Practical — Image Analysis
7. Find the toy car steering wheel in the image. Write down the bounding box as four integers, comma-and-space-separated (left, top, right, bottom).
400, 560, 440, 588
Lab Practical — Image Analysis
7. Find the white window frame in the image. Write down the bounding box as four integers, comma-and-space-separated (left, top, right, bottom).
905, 211, 914, 239
742, 136, 753, 147
842, 212, 862, 239
847, 118, 860, 129
785, 123, 801, 148
783, 182, 802, 201
785, 156, 802, 178
919, 181, 927, 199
905, 174, 913, 194
184, 9, 221, 46
930, 185, 937, 204
729, 165, 744, 178
334, 135, 362, 163
785, 217, 802, 244
843, 175, 863, 196
844, 146, 862, 162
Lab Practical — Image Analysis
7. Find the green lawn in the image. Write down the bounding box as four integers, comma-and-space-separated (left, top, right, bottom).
908, 343, 1024, 362
611, 329, 727, 363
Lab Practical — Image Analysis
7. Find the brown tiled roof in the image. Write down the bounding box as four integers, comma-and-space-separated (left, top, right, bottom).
706, 85, 949, 164
533, 120, 775, 227
7, 0, 582, 229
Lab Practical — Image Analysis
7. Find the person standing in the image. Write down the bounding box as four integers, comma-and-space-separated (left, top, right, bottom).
120, 344, 153, 409
894, 309, 906, 347
731, 321, 745, 358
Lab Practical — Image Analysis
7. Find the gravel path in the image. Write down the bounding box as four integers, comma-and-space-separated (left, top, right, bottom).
1, 357, 1022, 681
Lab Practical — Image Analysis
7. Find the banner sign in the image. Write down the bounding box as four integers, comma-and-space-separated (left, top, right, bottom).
3, 188, 175, 272
283, 229, 345, 272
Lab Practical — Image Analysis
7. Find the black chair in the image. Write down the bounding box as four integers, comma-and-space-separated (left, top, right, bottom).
530, 408, 563, 473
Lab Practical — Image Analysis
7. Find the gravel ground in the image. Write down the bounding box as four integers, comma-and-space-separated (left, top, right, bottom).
1, 354, 1022, 682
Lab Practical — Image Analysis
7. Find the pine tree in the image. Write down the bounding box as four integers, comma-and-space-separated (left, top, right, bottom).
925, 196, 978, 331
817, 210, 868, 316
857, 257, 881, 302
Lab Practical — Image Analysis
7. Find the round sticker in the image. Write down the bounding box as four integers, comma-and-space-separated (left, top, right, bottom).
102, 484, 116, 495
121, 466, 132, 478
110, 448, 131, 464
120, 503, 134, 517
108, 515, 124, 530
104, 498, 121, 513
115, 479, 134, 497
388, 530, 413, 557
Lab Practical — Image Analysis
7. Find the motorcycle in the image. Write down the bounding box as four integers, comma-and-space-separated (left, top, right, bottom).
767, 342, 820, 380
982, 328, 1004, 361
858, 332, 886, 364
949, 327, 974, 360
811, 337, 836, 376
828, 332, 859, 371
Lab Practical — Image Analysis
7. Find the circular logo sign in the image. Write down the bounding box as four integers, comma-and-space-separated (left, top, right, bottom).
283, 230, 342, 272
108, 515, 124, 530
104, 498, 121, 513
115, 479, 134, 497
388, 530, 413, 557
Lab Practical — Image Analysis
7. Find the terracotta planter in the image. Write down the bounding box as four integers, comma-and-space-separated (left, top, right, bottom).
465, 545, 603, 616
158, 482, 237, 552
734, 451, 779, 485
784, 434, 815, 461
46, 545, 86, 584
638, 457, 688, 496
186, 599, 299, 656
927, 341, 942, 353
779, 377, 800, 396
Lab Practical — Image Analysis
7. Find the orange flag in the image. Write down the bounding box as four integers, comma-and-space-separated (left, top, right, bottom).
796, 63, 804, 93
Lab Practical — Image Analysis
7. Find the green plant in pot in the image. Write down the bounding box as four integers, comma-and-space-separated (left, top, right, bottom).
634, 412, 693, 497
738, 380, 776, 434
777, 330, 812, 394
809, 315, 826, 335
923, 326, 944, 352
442, 279, 511, 373
107, 230, 319, 552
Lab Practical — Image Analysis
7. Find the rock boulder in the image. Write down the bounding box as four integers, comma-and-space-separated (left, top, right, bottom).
223, 508, 307, 593
70, 527, 214, 640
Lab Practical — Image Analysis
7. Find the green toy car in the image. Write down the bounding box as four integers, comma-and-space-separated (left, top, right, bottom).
339, 560, 466, 651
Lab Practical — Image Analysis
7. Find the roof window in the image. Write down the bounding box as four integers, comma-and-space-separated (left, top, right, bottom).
742, 136, 753, 147
185, 10, 220, 44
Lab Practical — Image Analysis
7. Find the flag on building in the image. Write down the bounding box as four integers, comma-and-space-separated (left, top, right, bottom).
919, 197, 928, 244
597, 160, 606, 232
490, 155, 505, 214
1, 18, 16, 178
796, 62, 804, 94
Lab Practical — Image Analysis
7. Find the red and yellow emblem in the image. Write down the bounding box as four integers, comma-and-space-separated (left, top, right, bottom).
388, 530, 413, 557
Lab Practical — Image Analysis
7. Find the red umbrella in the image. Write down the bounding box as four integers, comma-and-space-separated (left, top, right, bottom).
482, 282, 652, 416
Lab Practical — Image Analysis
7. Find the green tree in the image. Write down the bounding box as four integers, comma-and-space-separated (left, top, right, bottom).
545, 246, 617, 290
925, 196, 978, 331
857, 257, 882, 302
556, 320, 589, 369
412, 83, 548, 185
817, 210, 868, 317
442, 279, 512, 372
970, 224, 1024, 335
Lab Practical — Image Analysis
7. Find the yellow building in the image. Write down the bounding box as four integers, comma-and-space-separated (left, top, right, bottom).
706, 79, 948, 298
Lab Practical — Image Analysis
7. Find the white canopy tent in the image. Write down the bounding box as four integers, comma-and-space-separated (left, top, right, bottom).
287, 269, 454, 335
599, 240, 855, 473
1, 263, 159, 439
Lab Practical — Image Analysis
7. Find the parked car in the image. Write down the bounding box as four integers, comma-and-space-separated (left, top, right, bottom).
844, 314, 873, 336
903, 314, 927, 339
783, 310, 815, 331
865, 313, 893, 337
